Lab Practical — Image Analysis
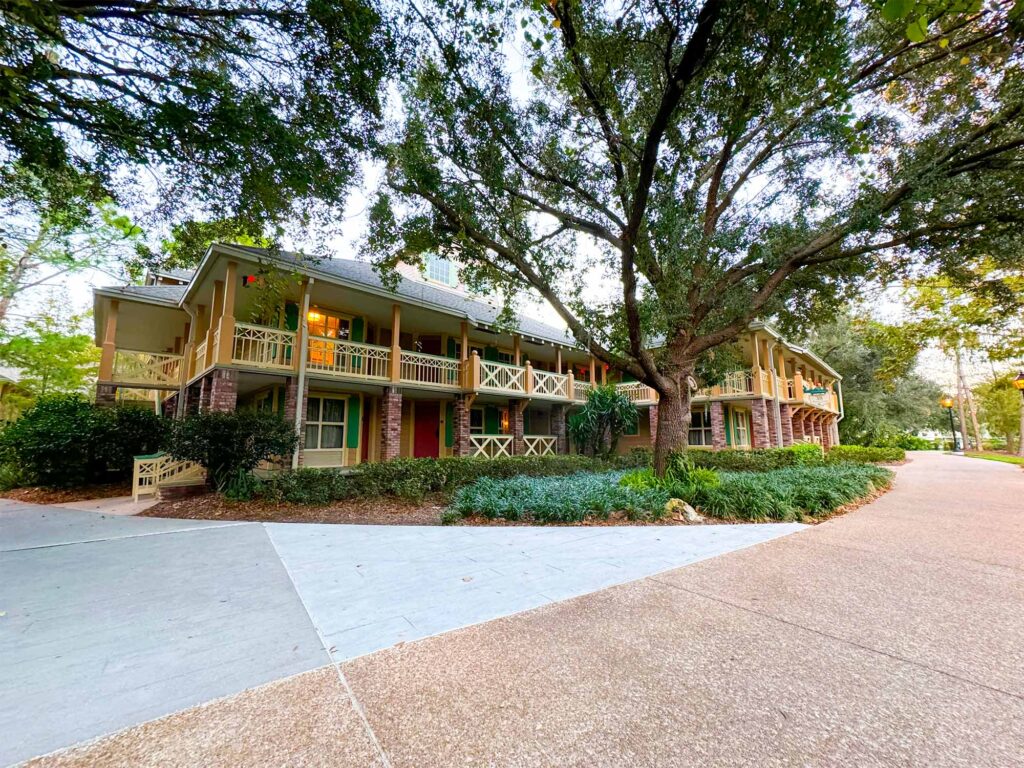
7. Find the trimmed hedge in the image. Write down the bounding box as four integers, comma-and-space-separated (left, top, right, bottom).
686, 443, 824, 472
825, 445, 905, 464
249, 453, 652, 504
449, 471, 670, 523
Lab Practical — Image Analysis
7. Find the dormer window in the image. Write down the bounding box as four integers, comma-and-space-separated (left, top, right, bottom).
425, 254, 456, 286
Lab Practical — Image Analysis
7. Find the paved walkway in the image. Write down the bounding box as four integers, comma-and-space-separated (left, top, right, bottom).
0, 501, 800, 766
18, 452, 1024, 767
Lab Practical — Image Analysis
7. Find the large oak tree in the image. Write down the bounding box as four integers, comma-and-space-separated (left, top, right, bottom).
369, 0, 1024, 472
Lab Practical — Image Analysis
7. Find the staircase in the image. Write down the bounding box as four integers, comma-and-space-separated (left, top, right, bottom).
132, 453, 206, 501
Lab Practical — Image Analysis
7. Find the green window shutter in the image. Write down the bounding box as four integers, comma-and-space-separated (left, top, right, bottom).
523, 409, 531, 434
484, 346, 499, 362
276, 385, 284, 416
445, 402, 454, 447
284, 302, 299, 331
724, 405, 733, 446
446, 337, 457, 358
351, 317, 365, 343
485, 406, 501, 434
346, 397, 361, 449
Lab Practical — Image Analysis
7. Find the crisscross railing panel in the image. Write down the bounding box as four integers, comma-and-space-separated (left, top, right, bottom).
112, 350, 183, 387
479, 360, 526, 393
531, 370, 569, 399
232, 323, 295, 369
308, 336, 391, 380
399, 351, 461, 388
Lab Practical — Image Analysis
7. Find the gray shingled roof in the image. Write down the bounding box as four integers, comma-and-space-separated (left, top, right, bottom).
226, 245, 578, 347
152, 267, 195, 282
99, 284, 188, 304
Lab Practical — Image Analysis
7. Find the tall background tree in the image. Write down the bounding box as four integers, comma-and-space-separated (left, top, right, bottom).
370, 0, 1024, 472
1, 0, 392, 237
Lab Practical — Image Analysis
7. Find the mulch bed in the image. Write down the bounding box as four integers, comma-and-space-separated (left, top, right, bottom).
1, 482, 132, 505
141, 492, 712, 527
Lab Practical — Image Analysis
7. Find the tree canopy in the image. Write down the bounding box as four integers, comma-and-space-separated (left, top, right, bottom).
369, 0, 1024, 470
1, 0, 392, 235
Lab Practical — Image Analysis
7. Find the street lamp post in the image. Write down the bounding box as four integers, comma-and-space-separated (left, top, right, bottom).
1013, 372, 1024, 458
940, 395, 961, 453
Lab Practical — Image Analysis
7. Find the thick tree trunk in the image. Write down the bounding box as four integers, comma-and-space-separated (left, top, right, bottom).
653, 380, 691, 476
955, 350, 982, 451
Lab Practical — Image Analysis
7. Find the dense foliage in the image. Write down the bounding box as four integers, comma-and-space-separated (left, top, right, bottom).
802, 313, 943, 445
168, 410, 297, 491
371, 0, 1024, 471
0, 395, 167, 487
567, 384, 638, 458
1, 0, 392, 238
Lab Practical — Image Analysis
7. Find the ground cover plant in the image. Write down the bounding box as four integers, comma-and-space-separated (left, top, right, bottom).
449, 462, 893, 525
963, 451, 1024, 467
448, 471, 671, 524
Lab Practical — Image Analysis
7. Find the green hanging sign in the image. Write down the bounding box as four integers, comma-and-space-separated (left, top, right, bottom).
803, 386, 829, 395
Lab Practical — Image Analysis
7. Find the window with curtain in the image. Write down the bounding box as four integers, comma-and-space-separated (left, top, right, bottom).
305, 396, 346, 450
689, 409, 713, 445
732, 409, 751, 447
470, 408, 484, 434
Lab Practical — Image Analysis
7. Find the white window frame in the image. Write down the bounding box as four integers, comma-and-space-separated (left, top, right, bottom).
425, 254, 455, 286
732, 408, 751, 448
469, 407, 484, 434
688, 409, 713, 446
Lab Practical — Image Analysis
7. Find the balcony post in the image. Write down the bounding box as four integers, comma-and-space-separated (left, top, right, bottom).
567, 370, 575, 401
216, 261, 238, 364
752, 366, 764, 396
589, 355, 597, 385
513, 334, 521, 365
792, 372, 804, 404
555, 347, 562, 374
524, 360, 534, 394
205, 280, 223, 362
293, 278, 311, 373
460, 321, 469, 361
99, 299, 119, 381
389, 303, 401, 382
466, 350, 481, 390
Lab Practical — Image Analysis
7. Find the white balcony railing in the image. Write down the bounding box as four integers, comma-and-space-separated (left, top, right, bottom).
400, 350, 461, 388
479, 360, 526, 393
112, 350, 183, 387
308, 337, 391, 380
616, 381, 657, 404
470, 434, 514, 458
522, 435, 556, 456
232, 323, 295, 369
759, 369, 774, 396
573, 379, 595, 403
531, 369, 570, 399
696, 369, 754, 397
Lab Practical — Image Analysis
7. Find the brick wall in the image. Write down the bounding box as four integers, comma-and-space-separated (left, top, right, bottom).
509, 399, 525, 456
750, 399, 771, 449
452, 395, 471, 457
551, 404, 568, 454
207, 368, 238, 412
283, 377, 309, 466
822, 416, 833, 450
791, 409, 804, 441
380, 387, 403, 461
779, 403, 794, 446
95, 383, 117, 408
710, 401, 726, 449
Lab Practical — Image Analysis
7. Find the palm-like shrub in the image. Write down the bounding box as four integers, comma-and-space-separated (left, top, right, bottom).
568, 384, 638, 458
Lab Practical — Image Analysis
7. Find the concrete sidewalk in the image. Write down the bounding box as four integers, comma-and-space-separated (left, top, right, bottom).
29, 452, 1024, 767
1, 502, 799, 766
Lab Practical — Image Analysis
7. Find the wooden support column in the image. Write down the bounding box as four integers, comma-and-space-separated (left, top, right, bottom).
205, 281, 224, 359
99, 299, 119, 381
601, 362, 607, 385
513, 335, 521, 366
555, 347, 562, 374
293, 279, 311, 373
460, 321, 469, 361
389, 303, 402, 382
589, 356, 597, 384
216, 261, 238, 364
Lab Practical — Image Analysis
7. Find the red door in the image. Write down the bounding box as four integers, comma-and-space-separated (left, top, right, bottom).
413, 401, 440, 458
